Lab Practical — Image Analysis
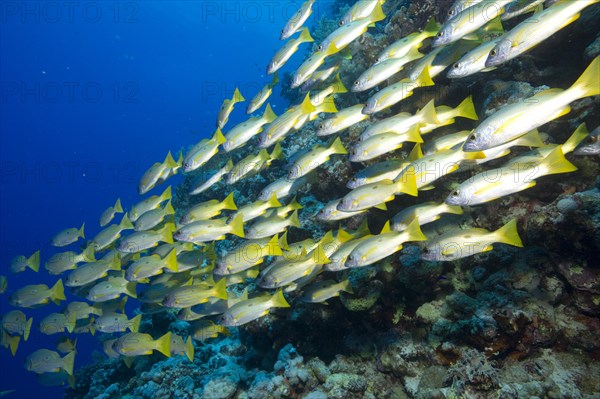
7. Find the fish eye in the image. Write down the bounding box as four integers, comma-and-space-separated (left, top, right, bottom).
490, 49, 497, 57
318, 45, 323, 51
437, 31, 444, 38
354, 81, 359, 86
338, 21, 344, 27
452, 190, 460, 196
453, 62, 460, 69
468, 134, 476, 141
448, 9, 455, 16
319, 124, 324, 129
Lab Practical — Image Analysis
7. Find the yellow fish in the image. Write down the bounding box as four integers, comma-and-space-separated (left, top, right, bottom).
51, 224, 85, 247
183, 129, 227, 172
268, 28, 314, 74
25, 349, 75, 375
112, 332, 172, 358
99, 198, 124, 227
217, 88, 245, 129
138, 151, 179, 195
9, 250, 40, 274
9, 280, 65, 308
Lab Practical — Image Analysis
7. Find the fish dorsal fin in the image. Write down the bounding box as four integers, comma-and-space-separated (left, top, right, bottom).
380, 221, 392, 234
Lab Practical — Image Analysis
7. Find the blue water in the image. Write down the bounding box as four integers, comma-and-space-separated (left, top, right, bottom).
0, 1, 321, 397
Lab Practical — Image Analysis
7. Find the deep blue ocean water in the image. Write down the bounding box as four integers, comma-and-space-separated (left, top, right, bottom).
0, 1, 325, 397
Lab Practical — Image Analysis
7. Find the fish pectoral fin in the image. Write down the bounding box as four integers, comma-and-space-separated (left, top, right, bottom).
420, 185, 435, 191
441, 247, 457, 257
482, 244, 494, 253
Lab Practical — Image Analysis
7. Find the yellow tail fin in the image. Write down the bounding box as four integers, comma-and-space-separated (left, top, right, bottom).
330, 137, 348, 155
163, 200, 175, 216
160, 186, 173, 202
155, 332, 172, 357
164, 151, 178, 169
423, 17, 440, 36
126, 282, 138, 298
164, 249, 179, 273
78, 223, 86, 239
129, 314, 142, 333
332, 73, 348, 94
298, 27, 314, 43
405, 125, 424, 143
62, 351, 76, 376
267, 235, 283, 256
279, 231, 290, 251
571, 56, 600, 98
561, 123, 589, 155
494, 218, 523, 247
24, 317, 32, 342
454, 95, 478, 120
288, 210, 301, 228
404, 218, 427, 242
228, 214, 245, 238
414, 65, 435, 87
28, 250, 40, 272
214, 128, 227, 145
300, 93, 317, 114
311, 244, 331, 265
263, 103, 278, 123
341, 279, 354, 294
271, 71, 280, 86
123, 357, 135, 368
233, 87, 245, 103
541, 146, 578, 176
184, 337, 195, 362
380, 221, 392, 234
212, 278, 228, 300
396, 167, 418, 197
267, 194, 283, 209
222, 192, 237, 211
82, 245, 96, 263
114, 198, 124, 213
271, 289, 291, 308
369, 2, 386, 23
51, 279, 66, 303
66, 311, 77, 334
159, 223, 175, 245
419, 99, 441, 125
443, 203, 464, 215
270, 143, 284, 161
120, 214, 135, 230
8, 334, 20, 356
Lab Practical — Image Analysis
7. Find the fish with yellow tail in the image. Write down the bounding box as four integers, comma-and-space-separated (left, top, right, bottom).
134, 200, 174, 231
39, 312, 77, 335
52, 224, 85, 247
100, 198, 124, 227
228, 194, 282, 223
269, 28, 314, 74
162, 278, 228, 308
227, 144, 283, 184
362, 66, 435, 115
128, 185, 172, 222
92, 214, 135, 251
180, 192, 237, 225
258, 94, 316, 147
375, 17, 440, 64
9, 280, 65, 308
189, 159, 234, 195
126, 249, 178, 282
317, 2, 386, 54
421, 218, 523, 261
117, 223, 175, 253
337, 170, 418, 212
288, 137, 347, 180
169, 334, 195, 361
64, 302, 103, 320
446, 146, 577, 207
351, 127, 424, 162
1, 330, 20, 356
183, 129, 227, 172
219, 290, 290, 327
56, 337, 77, 354
418, 96, 479, 134
94, 313, 142, 333
345, 219, 427, 268
316, 104, 370, 136
174, 214, 245, 244
25, 349, 75, 375
486, 0, 600, 67
224, 104, 277, 152
464, 56, 600, 152
45, 246, 95, 275
299, 279, 354, 303
138, 151, 179, 195
9, 250, 40, 274
339, 0, 386, 26
65, 255, 121, 287
1, 310, 32, 341
247, 75, 279, 114
87, 274, 137, 302
391, 201, 463, 232
192, 320, 230, 341
353, 47, 424, 93
433, 0, 512, 47
217, 87, 245, 129
246, 209, 301, 240
280, 0, 315, 40
112, 332, 172, 358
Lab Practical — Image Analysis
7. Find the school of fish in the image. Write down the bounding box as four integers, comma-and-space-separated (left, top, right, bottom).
1, 0, 599, 388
